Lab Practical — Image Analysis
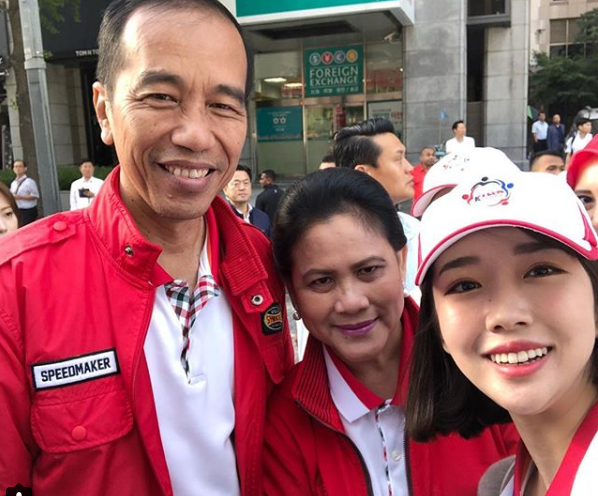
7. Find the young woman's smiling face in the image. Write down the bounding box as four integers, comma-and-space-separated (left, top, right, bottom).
432, 227, 598, 420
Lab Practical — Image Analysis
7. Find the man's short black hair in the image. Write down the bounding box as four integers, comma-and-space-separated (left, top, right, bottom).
97, 0, 253, 103
79, 158, 93, 166
261, 169, 277, 182
236, 164, 252, 181
333, 118, 396, 170
530, 150, 565, 170
577, 117, 592, 128
321, 152, 335, 164
451, 120, 464, 131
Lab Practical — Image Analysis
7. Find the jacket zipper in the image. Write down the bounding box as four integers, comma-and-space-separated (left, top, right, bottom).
296, 400, 375, 496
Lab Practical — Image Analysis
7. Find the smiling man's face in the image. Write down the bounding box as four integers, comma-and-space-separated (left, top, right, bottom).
93, 6, 248, 221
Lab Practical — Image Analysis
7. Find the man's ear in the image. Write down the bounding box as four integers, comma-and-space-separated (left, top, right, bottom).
354, 164, 373, 175
93, 82, 114, 146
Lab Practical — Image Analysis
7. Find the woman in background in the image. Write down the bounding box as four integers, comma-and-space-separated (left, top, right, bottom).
566, 118, 593, 166
0, 182, 20, 237
568, 134, 598, 232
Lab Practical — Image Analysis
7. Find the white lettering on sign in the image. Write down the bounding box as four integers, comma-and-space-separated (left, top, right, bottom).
309, 65, 359, 88
32, 349, 119, 390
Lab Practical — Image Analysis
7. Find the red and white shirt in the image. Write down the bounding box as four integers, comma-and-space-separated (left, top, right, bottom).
144, 222, 238, 496
501, 401, 598, 496
323, 312, 415, 496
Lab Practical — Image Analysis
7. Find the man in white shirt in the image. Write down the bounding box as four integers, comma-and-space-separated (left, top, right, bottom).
69, 159, 104, 210
9, 159, 39, 225
445, 120, 475, 154
532, 111, 549, 153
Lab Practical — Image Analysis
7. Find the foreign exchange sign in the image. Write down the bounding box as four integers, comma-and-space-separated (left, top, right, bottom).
304, 45, 363, 98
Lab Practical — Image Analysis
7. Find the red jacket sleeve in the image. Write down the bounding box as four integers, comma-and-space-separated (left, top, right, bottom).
0, 306, 37, 488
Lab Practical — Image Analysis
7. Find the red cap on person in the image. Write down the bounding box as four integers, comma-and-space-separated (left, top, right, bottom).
567, 134, 598, 189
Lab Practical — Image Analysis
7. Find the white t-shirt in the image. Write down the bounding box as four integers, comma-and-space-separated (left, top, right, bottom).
566, 133, 593, 155
531, 120, 548, 140
70, 176, 104, 210
445, 136, 475, 154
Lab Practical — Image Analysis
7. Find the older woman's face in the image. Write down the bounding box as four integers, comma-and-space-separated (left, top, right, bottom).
289, 213, 406, 373
0, 193, 18, 237
575, 160, 598, 232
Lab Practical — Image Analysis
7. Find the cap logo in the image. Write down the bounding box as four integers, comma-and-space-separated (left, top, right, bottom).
462, 176, 514, 207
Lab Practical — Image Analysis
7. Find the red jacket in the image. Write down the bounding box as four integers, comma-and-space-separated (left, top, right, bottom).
264, 298, 518, 496
412, 163, 427, 205
0, 167, 293, 495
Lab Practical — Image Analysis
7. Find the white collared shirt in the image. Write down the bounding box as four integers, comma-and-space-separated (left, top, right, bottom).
532, 120, 549, 140
69, 176, 104, 210
10, 175, 39, 209
144, 236, 239, 496
324, 348, 408, 496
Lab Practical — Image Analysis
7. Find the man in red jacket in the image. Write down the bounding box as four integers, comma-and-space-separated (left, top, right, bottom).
0, 1, 293, 495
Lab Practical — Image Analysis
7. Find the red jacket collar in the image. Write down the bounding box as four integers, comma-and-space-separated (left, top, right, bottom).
292, 297, 419, 431
86, 166, 272, 301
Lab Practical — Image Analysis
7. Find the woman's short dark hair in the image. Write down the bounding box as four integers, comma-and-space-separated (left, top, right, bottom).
0, 182, 21, 228
333, 118, 396, 170
577, 117, 591, 128
272, 168, 406, 281
406, 230, 598, 442
97, 0, 253, 102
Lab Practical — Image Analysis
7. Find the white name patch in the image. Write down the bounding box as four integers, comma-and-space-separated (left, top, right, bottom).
32, 349, 120, 390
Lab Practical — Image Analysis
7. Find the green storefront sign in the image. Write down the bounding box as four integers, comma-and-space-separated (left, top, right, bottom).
256, 106, 303, 142
304, 45, 363, 98
237, 0, 398, 17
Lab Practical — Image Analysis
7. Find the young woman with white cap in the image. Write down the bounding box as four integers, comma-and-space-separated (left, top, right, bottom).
407, 166, 598, 496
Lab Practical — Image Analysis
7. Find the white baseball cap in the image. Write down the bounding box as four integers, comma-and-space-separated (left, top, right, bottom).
412, 147, 521, 217
415, 169, 598, 285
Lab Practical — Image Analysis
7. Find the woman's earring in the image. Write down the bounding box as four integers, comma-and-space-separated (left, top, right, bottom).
292, 311, 301, 321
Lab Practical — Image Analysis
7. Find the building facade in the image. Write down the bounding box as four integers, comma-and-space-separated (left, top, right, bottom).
531, 0, 598, 58
6, 0, 531, 174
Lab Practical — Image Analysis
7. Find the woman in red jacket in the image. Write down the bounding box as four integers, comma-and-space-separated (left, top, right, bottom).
567, 134, 598, 232
264, 168, 517, 496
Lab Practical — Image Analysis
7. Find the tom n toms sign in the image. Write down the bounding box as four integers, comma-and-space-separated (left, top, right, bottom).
304, 46, 363, 98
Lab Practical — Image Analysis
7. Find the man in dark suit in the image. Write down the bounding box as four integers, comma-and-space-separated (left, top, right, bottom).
256, 169, 284, 225
223, 165, 270, 236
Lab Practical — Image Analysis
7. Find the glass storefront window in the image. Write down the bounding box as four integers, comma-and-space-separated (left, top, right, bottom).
254, 51, 302, 101
252, 41, 403, 178
366, 42, 403, 94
